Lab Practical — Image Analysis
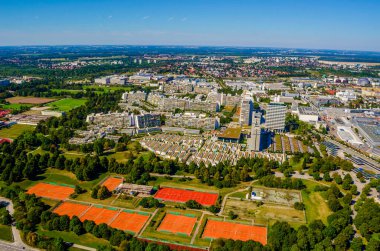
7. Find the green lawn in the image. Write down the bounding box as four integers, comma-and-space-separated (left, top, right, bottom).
0, 103, 33, 110
37, 227, 110, 249
229, 191, 248, 199
0, 225, 13, 242
19, 168, 108, 192
0, 124, 36, 139
46, 98, 87, 112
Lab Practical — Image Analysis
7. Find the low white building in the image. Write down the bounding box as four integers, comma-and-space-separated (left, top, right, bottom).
292, 106, 319, 123
336, 90, 357, 102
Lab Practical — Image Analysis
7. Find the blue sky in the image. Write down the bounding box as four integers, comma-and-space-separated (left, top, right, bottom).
0, 0, 379, 51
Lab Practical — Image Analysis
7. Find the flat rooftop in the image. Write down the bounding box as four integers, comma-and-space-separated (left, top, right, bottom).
298, 106, 318, 116
218, 127, 242, 139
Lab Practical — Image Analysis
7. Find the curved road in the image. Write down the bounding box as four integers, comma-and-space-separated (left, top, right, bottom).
0, 197, 38, 251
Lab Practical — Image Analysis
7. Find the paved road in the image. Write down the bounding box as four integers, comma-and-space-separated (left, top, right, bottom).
72, 244, 96, 251
218, 187, 248, 216
324, 137, 380, 172
150, 173, 196, 179
0, 197, 37, 251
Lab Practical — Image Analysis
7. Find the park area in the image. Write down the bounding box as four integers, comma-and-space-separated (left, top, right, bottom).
6, 96, 56, 104
157, 212, 197, 236
27, 182, 75, 200
53, 202, 150, 234
202, 219, 267, 245
154, 187, 218, 206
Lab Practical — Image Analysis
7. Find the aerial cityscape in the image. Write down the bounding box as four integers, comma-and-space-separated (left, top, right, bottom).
0, 1, 380, 251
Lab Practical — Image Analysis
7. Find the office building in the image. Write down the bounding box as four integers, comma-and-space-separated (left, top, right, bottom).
248, 112, 262, 151
265, 103, 286, 132
240, 99, 253, 126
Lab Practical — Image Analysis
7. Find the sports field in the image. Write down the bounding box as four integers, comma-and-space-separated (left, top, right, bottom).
157, 213, 197, 236
101, 177, 123, 191
202, 219, 267, 245
47, 98, 87, 112
53, 202, 91, 218
155, 187, 218, 206
0, 124, 35, 139
53, 201, 149, 233
27, 182, 75, 200
6, 96, 56, 104
110, 211, 150, 233
80, 206, 119, 225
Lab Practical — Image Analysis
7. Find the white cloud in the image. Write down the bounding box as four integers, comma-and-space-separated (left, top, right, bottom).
181, 17, 187, 22
108, 15, 113, 19
168, 17, 174, 21
142, 16, 150, 20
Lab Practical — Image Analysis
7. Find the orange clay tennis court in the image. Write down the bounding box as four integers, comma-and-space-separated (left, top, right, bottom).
157, 213, 197, 235
202, 220, 267, 245
27, 183, 75, 200
102, 177, 123, 191
80, 206, 119, 225
154, 187, 218, 206
53, 201, 90, 218
110, 211, 149, 233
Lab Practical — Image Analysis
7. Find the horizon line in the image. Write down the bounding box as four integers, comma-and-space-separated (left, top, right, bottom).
0, 43, 380, 54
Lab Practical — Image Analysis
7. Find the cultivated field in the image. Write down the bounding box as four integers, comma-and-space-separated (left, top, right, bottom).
6, 96, 56, 104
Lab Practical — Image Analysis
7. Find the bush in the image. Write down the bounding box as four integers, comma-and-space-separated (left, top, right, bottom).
294, 202, 305, 210
139, 197, 161, 208
98, 186, 112, 200
185, 200, 202, 209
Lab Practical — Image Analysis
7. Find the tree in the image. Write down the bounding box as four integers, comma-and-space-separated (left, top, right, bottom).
185, 200, 202, 209
350, 237, 363, 251
139, 197, 160, 208
367, 238, 380, 251
91, 185, 100, 199
53, 237, 66, 251
228, 210, 238, 220
94, 140, 104, 156
294, 202, 305, 210
75, 185, 85, 194
98, 186, 112, 200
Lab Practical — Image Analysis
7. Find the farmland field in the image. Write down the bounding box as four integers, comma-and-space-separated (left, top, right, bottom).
6, 96, 56, 104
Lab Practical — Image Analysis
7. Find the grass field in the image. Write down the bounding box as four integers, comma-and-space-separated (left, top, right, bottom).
46, 98, 87, 112
223, 198, 305, 224
37, 227, 110, 249
0, 225, 13, 242
301, 180, 332, 224
0, 124, 35, 139
0, 103, 33, 110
